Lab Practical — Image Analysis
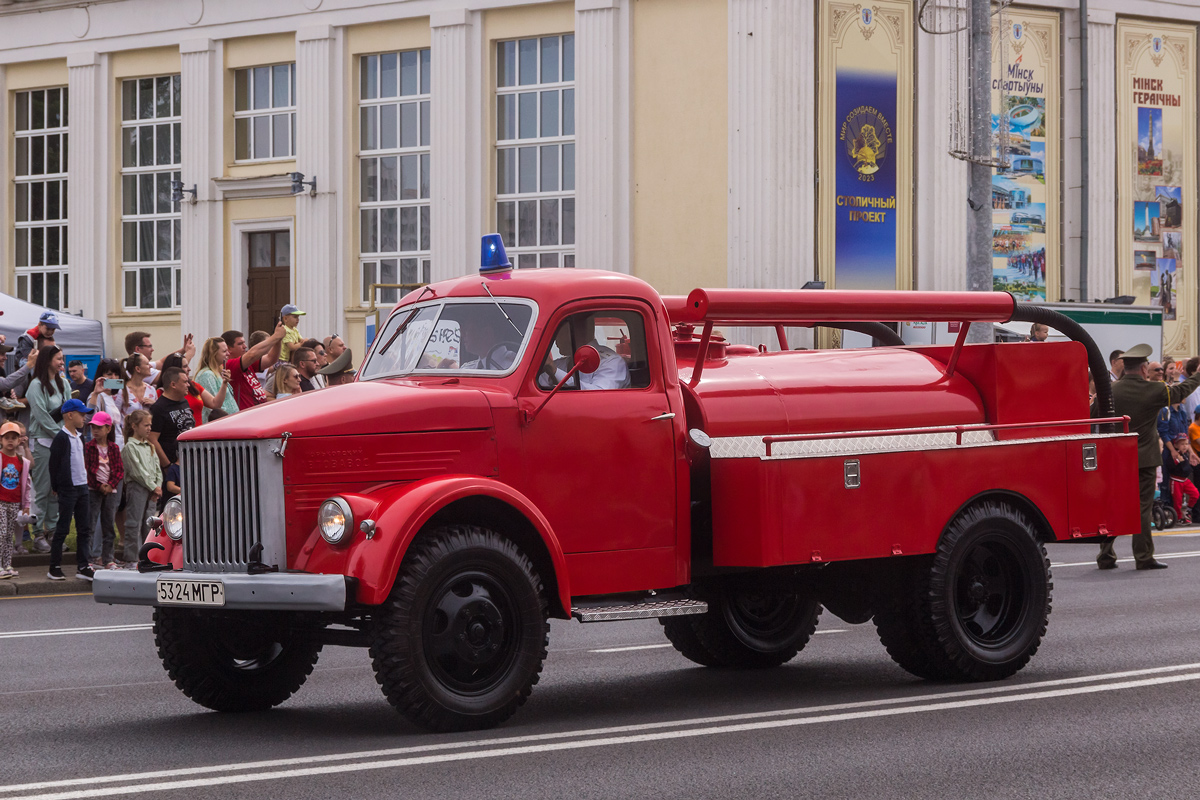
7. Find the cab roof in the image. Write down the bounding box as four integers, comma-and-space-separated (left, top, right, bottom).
392, 268, 663, 312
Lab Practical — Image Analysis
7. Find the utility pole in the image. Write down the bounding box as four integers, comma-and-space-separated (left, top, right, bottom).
966, 0, 993, 342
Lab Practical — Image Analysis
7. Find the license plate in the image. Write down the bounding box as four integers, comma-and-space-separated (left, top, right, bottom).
156, 578, 226, 607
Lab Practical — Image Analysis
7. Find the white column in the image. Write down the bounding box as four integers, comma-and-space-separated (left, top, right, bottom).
0, 65, 8, 296
430, 9, 482, 280
66, 51, 107, 323
1087, 10, 1117, 301
727, 0, 814, 292
915, 30, 968, 291
575, 0, 630, 273
179, 39, 224, 339
295, 25, 342, 339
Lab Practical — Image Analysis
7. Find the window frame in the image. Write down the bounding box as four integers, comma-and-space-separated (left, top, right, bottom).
13, 86, 70, 310
495, 33, 576, 270
358, 48, 432, 308
120, 74, 183, 311
233, 63, 297, 162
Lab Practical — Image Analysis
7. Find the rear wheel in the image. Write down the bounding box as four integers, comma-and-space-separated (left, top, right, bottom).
370, 524, 549, 732
874, 501, 1051, 681
154, 609, 322, 712
663, 580, 821, 668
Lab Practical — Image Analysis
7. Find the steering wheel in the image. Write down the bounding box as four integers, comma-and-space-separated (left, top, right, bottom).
483, 341, 521, 370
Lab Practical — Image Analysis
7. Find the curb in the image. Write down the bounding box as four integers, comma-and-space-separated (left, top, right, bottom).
0, 566, 95, 598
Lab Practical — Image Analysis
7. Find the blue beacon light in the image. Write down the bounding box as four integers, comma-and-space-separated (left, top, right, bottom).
480, 233, 512, 272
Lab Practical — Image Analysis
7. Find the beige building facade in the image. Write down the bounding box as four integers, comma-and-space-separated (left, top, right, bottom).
2, 0, 1199, 357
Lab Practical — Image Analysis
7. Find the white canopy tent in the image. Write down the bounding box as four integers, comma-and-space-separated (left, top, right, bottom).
0, 293, 104, 375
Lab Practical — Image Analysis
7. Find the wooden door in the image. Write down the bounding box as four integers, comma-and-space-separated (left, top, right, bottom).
247, 231, 291, 334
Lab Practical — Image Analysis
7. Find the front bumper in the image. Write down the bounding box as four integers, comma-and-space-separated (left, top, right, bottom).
93, 570, 352, 611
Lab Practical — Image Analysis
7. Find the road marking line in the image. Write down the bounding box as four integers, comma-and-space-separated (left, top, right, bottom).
0, 624, 151, 640
1052, 550, 1200, 568
8, 669, 1200, 800
0, 593, 93, 601
813, 629, 847, 635
589, 643, 673, 653
7, 661, 1200, 798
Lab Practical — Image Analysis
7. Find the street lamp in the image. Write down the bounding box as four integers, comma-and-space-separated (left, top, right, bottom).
290, 172, 317, 196
170, 180, 197, 204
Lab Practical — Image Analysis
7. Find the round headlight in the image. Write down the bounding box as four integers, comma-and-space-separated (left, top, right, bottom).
319, 497, 354, 545
162, 497, 184, 541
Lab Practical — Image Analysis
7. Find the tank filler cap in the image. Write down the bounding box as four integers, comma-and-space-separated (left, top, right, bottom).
688, 429, 712, 448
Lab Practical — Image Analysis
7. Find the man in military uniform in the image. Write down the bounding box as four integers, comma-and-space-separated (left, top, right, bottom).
1099, 343, 1200, 570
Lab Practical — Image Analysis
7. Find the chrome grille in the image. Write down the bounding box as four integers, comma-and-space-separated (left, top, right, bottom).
180, 439, 285, 573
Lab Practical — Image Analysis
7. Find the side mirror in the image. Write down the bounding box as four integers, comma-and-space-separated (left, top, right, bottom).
573, 345, 601, 375
523, 345, 602, 426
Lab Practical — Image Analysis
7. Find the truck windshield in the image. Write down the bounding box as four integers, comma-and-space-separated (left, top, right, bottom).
360, 300, 536, 380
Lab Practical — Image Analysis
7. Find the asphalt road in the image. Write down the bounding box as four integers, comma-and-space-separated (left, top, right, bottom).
4, 534, 1200, 800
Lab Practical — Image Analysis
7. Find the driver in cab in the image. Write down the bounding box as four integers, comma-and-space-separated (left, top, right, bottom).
424, 310, 519, 371
539, 315, 630, 391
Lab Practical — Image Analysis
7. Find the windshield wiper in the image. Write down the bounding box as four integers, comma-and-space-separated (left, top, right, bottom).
480, 281, 524, 338
379, 308, 419, 355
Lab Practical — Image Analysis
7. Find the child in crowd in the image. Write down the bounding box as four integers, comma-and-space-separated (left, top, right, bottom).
278, 304, 306, 364
121, 409, 162, 564
47, 399, 95, 582
0, 422, 31, 579
1164, 432, 1200, 524
85, 411, 124, 570
159, 459, 180, 514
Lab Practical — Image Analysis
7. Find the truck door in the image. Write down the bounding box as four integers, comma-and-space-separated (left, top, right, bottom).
518, 305, 678, 556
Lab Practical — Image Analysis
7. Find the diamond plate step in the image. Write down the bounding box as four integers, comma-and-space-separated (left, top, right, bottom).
572, 598, 709, 623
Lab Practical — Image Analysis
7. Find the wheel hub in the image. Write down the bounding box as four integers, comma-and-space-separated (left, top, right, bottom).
425, 573, 518, 692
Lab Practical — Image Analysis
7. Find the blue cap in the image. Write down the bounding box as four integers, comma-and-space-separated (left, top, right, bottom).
280, 304, 306, 317
480, 234, 511, 271
60, 399, 94, 416
39, 311, 60, 330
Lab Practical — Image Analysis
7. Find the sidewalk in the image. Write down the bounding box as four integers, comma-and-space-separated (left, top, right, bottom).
0, 551, 95, 598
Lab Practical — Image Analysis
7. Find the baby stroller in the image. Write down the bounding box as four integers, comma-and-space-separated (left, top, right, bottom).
1153, 481, 1179, 530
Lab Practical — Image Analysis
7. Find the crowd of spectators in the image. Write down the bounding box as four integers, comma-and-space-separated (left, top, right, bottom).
1107, 347, 1200, 526
0, 306, 357, 581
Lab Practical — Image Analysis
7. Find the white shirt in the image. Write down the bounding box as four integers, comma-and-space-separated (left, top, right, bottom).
543, 340, 630, 391
63, 426, 86, 487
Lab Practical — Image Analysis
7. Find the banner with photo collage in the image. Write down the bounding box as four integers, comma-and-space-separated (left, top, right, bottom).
1118, 20, 1197, 356
818, 1, 913, 293
990, 9, 1059, 302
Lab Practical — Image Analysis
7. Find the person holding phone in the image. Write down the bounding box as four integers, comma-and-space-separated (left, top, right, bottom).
87, 359, 127, 448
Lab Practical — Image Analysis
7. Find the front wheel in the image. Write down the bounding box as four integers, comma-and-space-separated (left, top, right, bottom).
370, 524, 549, 732
154, 609, 322, 712
874, 501, 1051, 682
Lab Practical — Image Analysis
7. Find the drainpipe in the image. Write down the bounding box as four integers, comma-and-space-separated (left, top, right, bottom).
1079, 0, 1090, 302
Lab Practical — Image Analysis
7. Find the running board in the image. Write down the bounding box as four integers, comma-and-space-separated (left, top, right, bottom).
572, 598, 709, 623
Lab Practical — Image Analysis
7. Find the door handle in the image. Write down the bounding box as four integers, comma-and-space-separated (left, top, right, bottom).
649, 412, 676, 421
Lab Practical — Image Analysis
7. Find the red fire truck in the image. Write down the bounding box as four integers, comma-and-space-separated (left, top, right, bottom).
95, 237, 1139, 732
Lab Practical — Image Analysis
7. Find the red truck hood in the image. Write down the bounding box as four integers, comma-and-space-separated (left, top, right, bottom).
180, 380, 494, 441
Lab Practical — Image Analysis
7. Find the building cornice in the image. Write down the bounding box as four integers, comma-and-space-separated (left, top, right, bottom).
212, 173, 296, 200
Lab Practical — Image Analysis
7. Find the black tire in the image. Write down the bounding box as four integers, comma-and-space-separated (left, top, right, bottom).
153, 608, 322, 712
874, 501, 1051, 682
662, 581, 822, 668
1152, 502, 1165, 531
369, 524, 549, 732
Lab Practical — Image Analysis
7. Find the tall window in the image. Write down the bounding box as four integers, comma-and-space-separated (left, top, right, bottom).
13, 87, 69, 309
234, 64, 296, 161
359, 49, 430, 305
121, 75, 182, 310
496, 34, 575, 269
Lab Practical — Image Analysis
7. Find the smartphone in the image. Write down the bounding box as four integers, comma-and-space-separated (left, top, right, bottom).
104, 379, 124, 390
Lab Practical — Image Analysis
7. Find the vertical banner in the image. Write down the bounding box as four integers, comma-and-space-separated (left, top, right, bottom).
818, 1, 913, 291
1118, 20, 1197, 356
990, 9, 1060, 302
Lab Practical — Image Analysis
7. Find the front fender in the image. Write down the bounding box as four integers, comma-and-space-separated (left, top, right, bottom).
295, 475, 572, 613
146, 526, 183, 569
